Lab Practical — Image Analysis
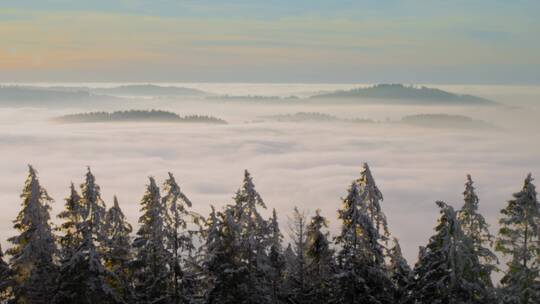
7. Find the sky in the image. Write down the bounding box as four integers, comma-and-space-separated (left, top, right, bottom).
0, 0, 539, 83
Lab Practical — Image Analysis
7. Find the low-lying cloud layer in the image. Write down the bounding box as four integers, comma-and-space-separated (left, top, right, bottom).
0, 84, 539, 266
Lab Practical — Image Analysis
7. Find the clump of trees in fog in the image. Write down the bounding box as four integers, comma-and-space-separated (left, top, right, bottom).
0, 164, 539, 304
55, 110, 227, 124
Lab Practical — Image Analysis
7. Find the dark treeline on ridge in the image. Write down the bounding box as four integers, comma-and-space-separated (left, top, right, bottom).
0, 164, 539, 304
54, 110, 227, 124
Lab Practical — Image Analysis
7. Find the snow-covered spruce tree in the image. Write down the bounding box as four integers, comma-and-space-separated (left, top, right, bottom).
103, 196, 134, 302
162, 172, 203, 304
0, 245, 13, 302
284, 207, 309, 304
305, 209, 335, 304
132, 177, 171, 304
7, 165, 58, 303
201, 205, 221, 300
495, 174, 540, 304
356, 163, 390, 242
204, 207, 248, 303
268, 209, 285, 304
387, 238, 412, 303
230, 170, 272, 304
56, 183, 84, 261
458, 175, 497, 287
335, 182, 393, 304
409, 201, 493, 304
54, 168, 122, 304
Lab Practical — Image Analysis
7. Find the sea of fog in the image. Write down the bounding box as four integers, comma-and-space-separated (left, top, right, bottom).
0, 83, 539, 267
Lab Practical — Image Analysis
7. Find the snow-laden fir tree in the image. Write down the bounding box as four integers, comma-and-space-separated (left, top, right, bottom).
54, 168, 122, 304
409, 201, 493, 304
305, 209, 335, 304
356, 163, 390, 242
387, 238, 412, 303
204, 207, 247, 303
132, 177, 171, 304
162, 172, 203, 304
77, 168, 108, 244
495, 174, 540, 304
0, 245, 13, 302
457, 175, 497, 287
335, 182, 393, 304
284, 207, 309, 304
57, 183, 84, 261
201, 205, 221, 300
7, 165, 58, 304
230, 170, 272, 304
103, 196, 134, 302
268, 209, 285, 304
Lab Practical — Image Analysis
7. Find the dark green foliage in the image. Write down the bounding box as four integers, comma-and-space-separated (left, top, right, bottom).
0, 246, 12, 302
103, 197, 134, 302
305, 209, 335, 304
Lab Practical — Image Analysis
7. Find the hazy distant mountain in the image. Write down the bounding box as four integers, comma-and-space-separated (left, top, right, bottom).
400, 114, 494, 129
54, 110, 227, 124
261, 112, 373, 123
311, 84, 496, 105
206, 95, 299, 101
0, 86, 108, 107
91, 85, 206, 97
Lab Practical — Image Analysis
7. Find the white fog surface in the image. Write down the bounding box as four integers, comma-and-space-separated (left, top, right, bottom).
0, 83, 539, 266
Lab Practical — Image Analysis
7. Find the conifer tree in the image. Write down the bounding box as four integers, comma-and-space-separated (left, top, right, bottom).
457, 175, 497, 287
410, 201, 493, 304
7, 165, 58, 303
335, 182, 393, 304
103, 196, 134, 302
57, 183, 84, 261
305, 209, 335, 304
230, 170, 272, 304
54, 168, 121, 304
282, 243, 296, 296
284, 207, 309, 303
132, 177, 171, 304
357, 163, 389, 242
162, 172, 202, 304
204, 207, 246, 303
268, 209, 285, 304
201, 205, 222, 300
388, 238, 411, 303
495, 174, 540, 304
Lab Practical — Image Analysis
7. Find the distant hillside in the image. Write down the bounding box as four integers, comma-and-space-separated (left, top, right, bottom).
401, 114, 493, 129
311, 84, 496, 105
0, 86, 107, 107
207, 95, 299, 101
261, 112, 373, 123
54, 110, 227, 124
91, 85, 206, 97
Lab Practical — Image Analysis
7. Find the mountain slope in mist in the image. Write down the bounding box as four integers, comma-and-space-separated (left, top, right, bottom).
91, 84, 206, 97
311, 84, 497, 105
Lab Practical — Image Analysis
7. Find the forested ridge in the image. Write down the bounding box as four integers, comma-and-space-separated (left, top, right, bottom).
0, 164, 538, 304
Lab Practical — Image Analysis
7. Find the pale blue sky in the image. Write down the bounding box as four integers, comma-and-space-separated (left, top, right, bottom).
1, 0, 539, 83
